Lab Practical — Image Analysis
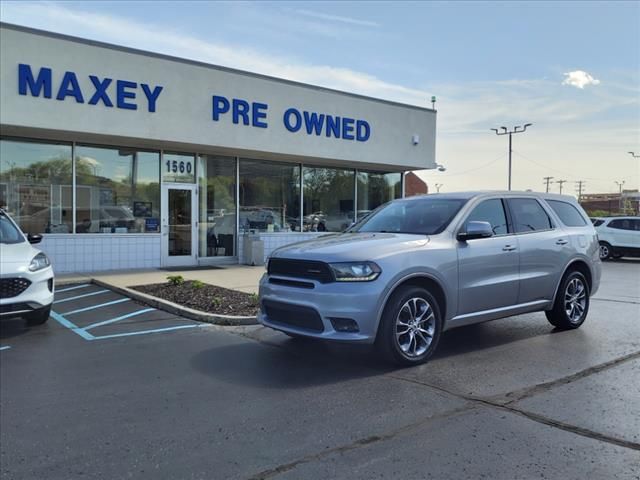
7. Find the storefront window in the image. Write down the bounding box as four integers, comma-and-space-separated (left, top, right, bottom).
75, 145, 160, 233
0, 139, 73, 235
357, 171, 402, 220
302, 166, 355, 232
198, 155, 236, 257
239, 159, 300, 232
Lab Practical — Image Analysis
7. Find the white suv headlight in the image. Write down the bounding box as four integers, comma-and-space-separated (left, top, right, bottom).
29, 252, 51, 272
329, 262, 381, 282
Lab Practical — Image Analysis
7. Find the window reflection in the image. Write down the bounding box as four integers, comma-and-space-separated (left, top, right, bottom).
357, 171, 402, 220
199, 155, 236, 256
0, 139, 73, 235
239, 159, 300, 233
303, 166, 355, 232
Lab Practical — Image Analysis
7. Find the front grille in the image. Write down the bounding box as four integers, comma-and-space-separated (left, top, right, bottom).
263, 299, 325, 332
0, 303, 34, 314
0, 278, 32, 299
268, 258, 334, 283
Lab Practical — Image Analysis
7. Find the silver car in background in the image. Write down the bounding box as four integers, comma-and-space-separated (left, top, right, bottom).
259, 192, 601, 366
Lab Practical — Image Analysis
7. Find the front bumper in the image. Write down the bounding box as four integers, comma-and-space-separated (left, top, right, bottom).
258, 273, 386, 343
0, 267, 54, 318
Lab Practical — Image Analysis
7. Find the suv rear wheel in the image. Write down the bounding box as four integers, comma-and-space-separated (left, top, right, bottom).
376, 286, 442, 366
545, 271, 589, 330
599, 241, 612, 261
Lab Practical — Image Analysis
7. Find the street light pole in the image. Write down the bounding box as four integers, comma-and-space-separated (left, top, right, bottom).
435, 183, 443, 193
615, 180, 625, 213
628, 152, 639, 159
491, 123, 533, 191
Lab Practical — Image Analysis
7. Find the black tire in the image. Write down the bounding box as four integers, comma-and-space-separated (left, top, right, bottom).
599, 241, 612, 261
376, 286, 442, 366
545, 271, 589, 330
26, 305, 51, 326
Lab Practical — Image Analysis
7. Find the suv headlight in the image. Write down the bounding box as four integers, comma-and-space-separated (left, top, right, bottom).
329, 262, 381, 282
29, 252, 51, 272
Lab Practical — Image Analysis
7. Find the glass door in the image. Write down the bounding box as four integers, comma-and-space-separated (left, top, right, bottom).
161, 184, 197, 267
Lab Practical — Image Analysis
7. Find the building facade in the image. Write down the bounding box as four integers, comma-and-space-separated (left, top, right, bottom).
0, 23, 437, 272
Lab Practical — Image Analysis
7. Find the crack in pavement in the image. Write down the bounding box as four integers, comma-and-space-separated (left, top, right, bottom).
245, 404, 475, 480
592, 297, 640, 305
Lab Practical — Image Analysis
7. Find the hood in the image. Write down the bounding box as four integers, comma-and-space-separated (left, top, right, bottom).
270, 232, 429, 262
0, 241, 39, 275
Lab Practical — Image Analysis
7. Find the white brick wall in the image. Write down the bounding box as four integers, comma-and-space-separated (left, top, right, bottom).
39, 234, 161, 273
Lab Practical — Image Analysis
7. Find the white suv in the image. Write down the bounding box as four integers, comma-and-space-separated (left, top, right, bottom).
0, 209, 54, 324
594, 216, 640, 260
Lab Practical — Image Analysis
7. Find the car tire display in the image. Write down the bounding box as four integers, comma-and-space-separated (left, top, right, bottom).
25, 305, 51, 326
545, 271, 590, 330
376, 286, 442, 366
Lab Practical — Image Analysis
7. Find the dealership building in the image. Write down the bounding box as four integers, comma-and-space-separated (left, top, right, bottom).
0, 23, 436, 273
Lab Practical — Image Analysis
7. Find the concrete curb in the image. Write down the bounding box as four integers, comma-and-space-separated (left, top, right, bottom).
91, 278, 259, 326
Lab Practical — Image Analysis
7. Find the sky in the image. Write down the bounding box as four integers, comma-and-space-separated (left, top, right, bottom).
1, 0, 639, 196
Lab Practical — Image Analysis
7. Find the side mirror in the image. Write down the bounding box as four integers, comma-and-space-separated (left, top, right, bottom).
457, 221, 493, 241
27, 234, 43, 244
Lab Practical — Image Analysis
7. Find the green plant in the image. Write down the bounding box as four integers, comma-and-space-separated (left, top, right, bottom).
211, 297, 222, 308
191, 280, 205, 289
166, 275, 185, 286
249, 293, 259, 305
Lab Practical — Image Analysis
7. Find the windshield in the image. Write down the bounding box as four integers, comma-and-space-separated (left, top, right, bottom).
350, 197, 467, 235
0, 214, 26, 245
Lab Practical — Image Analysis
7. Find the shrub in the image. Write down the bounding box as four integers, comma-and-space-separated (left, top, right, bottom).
192, 280, 205, 289
249, 293, 259, 305
211, 297, 222, 308
167, 275, 185, 286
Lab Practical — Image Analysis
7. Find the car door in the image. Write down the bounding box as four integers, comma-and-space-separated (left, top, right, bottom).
457, 198, 520, 315
607, 219, 635, 248
506, 197, 570, 304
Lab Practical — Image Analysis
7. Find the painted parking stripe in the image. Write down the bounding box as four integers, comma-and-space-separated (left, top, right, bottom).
92, 324, 205, 340
65, 298, 130, 316
49, 311, 95, 340
0, 346, 11, 351
53, 289, 109, 304
56, 284, 91, 293
84, 308, 156, 330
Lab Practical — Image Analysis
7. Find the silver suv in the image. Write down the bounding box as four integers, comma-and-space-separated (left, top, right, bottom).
259, 192, 601, 366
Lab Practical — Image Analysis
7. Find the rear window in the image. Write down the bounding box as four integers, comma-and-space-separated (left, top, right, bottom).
546, 200, 587, 227
592, 219, 605, 227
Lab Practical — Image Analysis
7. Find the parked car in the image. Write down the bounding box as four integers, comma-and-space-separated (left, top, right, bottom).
594, 216, 640, 260
0, 209, 54, 325
259, 192, 601, 366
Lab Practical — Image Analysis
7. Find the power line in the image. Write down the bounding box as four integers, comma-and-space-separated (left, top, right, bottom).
543, 176, 554, 193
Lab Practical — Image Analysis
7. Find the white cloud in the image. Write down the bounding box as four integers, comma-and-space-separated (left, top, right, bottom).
562, 70, 601, 89
293, 9, 380, 28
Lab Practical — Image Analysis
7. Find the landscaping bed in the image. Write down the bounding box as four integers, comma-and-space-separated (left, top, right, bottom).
131, 277, 259, 316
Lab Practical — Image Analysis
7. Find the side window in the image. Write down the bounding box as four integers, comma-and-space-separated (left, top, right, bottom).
633, 219, 640, 231
593, 219, 605, 227
465, 199, 508, 235
608, 219, 632, 230
546, 200, 587, 227
508, 198, 553, 233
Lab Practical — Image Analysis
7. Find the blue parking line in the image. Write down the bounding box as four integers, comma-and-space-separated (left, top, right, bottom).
49, 311, 95, 340
0, 346, 11, 351
65, 298, 130, 316
53, 290, 109, 304
56, 284, 91, 293
92, 324, 204, 340
85, 308, 156, 330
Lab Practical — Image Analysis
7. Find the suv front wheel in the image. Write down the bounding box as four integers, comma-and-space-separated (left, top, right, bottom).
376, 286, 442, 366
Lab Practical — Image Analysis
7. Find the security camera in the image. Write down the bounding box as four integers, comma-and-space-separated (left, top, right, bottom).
412, 134, 420, 145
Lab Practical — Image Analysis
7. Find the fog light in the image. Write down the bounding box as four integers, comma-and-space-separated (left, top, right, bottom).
329, 317, 359, 333
48, 278, 54, 292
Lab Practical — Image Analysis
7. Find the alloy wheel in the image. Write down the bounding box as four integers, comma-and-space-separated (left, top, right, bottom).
564, 277, 587, 323
395, 297, 435, 358
599, 244, 610, 259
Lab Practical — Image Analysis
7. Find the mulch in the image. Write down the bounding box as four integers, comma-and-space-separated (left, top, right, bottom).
131, 281, 259, 316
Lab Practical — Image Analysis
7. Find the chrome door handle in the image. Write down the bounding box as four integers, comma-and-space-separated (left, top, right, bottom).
502, 245, 517, 251
556, 239, 569, 245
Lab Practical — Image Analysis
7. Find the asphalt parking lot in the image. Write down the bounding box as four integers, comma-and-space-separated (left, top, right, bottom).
1, 261, 639, 479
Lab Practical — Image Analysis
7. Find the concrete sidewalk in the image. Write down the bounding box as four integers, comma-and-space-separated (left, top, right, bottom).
56, 265, 265, 294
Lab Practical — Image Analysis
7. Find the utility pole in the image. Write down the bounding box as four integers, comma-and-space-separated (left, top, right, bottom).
556, 179, 567, 195
575, 180, 585, 201
490, 123, 533, 191
615, 180, 625, 213
543, 176, 554, 193
435, 183, 443, 193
